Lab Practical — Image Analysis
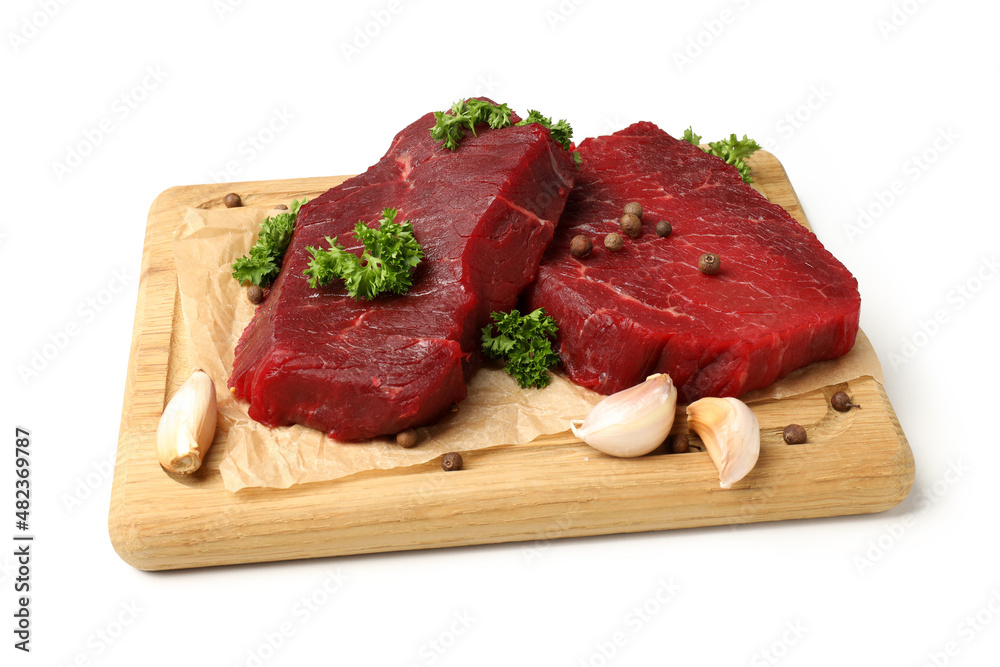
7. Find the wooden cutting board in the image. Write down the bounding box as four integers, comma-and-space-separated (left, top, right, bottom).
109, 152, 914, 571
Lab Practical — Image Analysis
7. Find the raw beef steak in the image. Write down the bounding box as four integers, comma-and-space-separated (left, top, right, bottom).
230, 106, 576, 439
523, 122, 860, 403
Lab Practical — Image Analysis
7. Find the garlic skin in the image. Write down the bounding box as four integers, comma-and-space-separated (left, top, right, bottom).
686, 397, 760, 489
157, 369, 217, 474
571, 373, 677, 457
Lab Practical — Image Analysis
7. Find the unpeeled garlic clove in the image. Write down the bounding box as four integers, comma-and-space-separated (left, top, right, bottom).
157, 369, 217, 474
571, 373, 677, 457
686, 397, 760, 489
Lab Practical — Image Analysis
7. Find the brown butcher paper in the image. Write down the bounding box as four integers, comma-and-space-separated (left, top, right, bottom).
171, 207, 883, 492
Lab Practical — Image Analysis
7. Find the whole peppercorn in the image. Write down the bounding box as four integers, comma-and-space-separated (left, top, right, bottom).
246, 284, 264, 305
396, 428, 418, 448
698, 252, 721, 275
570, 235, 593, 258
831, 391, 860, 412
604, 232, 624, 252
224, 193, 242, 208
668, 433, 689, 454
441, 452, 463, 471
783, 424, 807, 445
620, 213, 642, 238
273, 204, 289, 210
623, 202, 643, 219
655, 221, 673, 238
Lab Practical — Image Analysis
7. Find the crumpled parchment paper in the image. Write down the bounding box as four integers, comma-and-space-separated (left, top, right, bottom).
171, 207, 882, 492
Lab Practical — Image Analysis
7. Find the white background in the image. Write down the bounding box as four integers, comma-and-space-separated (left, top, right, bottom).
3, 0, 998, 665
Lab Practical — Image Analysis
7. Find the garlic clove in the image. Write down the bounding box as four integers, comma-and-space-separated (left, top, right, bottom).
571, 373, 677, 457
686, 397, 760, 489
156, 369, 218, 475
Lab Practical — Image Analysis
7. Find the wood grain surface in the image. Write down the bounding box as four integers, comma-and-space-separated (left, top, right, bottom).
108, 152, 914, 571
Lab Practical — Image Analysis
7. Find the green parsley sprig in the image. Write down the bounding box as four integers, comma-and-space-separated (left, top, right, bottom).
482, 308, 560, 389
231, 198, 308, 288
682, 127, 761, 183
430, 99, 515, 150
303, 208, 424, 300
516, 110, 573, 151
682, 127, 702, 145
430, 99, 580, 164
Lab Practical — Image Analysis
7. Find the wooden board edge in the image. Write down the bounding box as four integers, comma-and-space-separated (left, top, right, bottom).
749, 151, 810, 231
109, 187, 176, 565
110, 376, 914, 571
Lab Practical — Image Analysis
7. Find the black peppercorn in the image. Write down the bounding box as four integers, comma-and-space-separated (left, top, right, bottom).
620, 213, 642, 238
831, 391, 860, 412
668, 433, 689, 454
623, 202, 643, 219
247, 284, 264, 305
396, 428, 418, 448
698, 252, 720, 274
570, 235, 593, 258
783, 424, 807, 444
604, 233, 624, 252
224, 193, 242, 208
441, 452, 463, 471
656, 221, 672, 238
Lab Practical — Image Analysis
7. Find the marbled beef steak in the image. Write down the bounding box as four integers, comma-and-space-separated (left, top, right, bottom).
230, 106, 576, 439
523, 122, 860, 403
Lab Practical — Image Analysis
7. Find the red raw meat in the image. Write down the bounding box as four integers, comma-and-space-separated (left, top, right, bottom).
230, 105, 576, 439
523, 122, 860, 403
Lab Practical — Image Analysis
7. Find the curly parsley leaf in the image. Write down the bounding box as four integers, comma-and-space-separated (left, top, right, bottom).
231, 198, 309, 288
430, 99, 515, 150
682, 128, 760, 183
430, 100, 577, 161
303, 208, 424, 300
682, 126, 702, 145
706, 134, 761, 183
482, 308, 560, 389
515, 109, 574, 151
